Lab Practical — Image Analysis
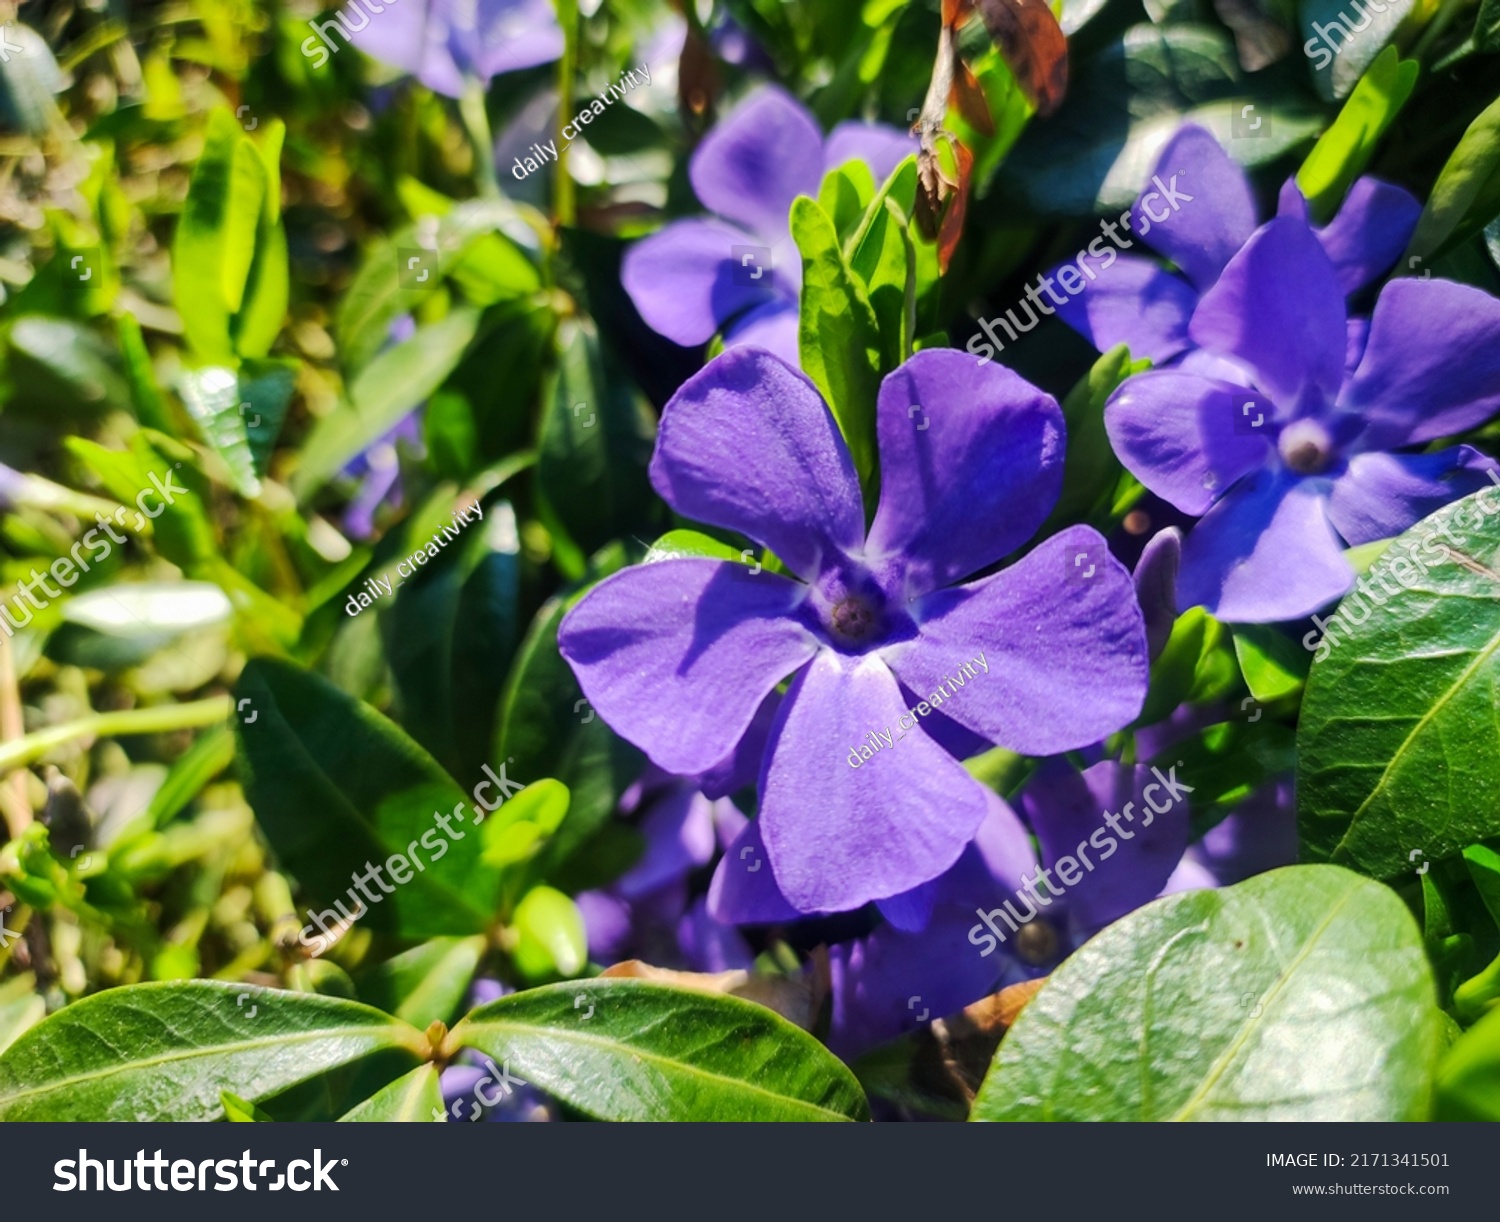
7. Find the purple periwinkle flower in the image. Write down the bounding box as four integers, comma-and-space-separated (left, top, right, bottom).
622, 87, 916, 365
1053, 125, 1422, 367
558, 346, 1149, 914
1106, 216, 1500, 622
351, 0, 564, 99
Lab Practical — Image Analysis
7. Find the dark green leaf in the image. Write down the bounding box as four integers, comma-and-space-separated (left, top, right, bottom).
973, 866, 1442, 1120
0, 981, 423, 1121
235, 657, 500, 939
448, 980, 868, 1121
359, 936, 488, 1030
1298, 492, 1500, 878
1404, 95, 1500, 265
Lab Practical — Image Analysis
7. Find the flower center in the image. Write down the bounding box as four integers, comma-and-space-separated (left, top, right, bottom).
1277, 418, 1335, 475
1015, 918, 1060, 966
828, 594, 881, 644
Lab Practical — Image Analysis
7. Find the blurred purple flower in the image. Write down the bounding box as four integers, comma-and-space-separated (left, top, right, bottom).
621, 86, 916, 365
351, 0, 563, 99
1053, 125, 1422, 366
559, 346, 1149, 914
1106, 217, 1500, 622
339, 316, 426, 541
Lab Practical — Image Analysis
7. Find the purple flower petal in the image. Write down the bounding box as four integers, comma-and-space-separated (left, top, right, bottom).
887, 525, 1148, 756
823, 121, 918, 184
577, 889, 633, 963
760, 651, 992, 912
676, 898, 755, 973
650, 348, 866, 581
1188, 777, 1297, 884
1340, 278, 1500, 446
1132, 125, 1257, 292
471, 0, 565, 77
1326, 447, 1499, 547
615, 785, 722, 899
621, 218, 774, 347
1051, 254, 1200, 363
867, 348, 1065, 594
1105, 370, 1273, 515
722, 299, 801, 365
1019, 760, 1191, 938
1134, 527, 1182, 662
689, 86, 823, 241
876, 881, 939, 933
706, 817, 803, 923
559, 559, 819, 776
1178, 468, 1352, 621
1189, 218, 1347, 411
1322, 180, 1423, 295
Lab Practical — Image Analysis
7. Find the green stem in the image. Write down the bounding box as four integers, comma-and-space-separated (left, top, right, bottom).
0, 696, 232, 777
459, 79, 500, 201
1413, 0, 1466, 61
554, 0, 578, 227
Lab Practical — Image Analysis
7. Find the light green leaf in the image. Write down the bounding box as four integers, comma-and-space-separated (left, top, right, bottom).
793, 195, 883, 496
447, 980, 869, 1121
1296, 47, 1419, 223
0, 981, 424, 1121
1436, 1003, 1500, 1119
338, 1064, 444, 1121
1297, 492, 1500, 878
360, 935, 488, 1030
1232, 623, 1310, 702
973, 866, 1443, 1121
511, 885, 587, 979
221, 1090, 274, 1122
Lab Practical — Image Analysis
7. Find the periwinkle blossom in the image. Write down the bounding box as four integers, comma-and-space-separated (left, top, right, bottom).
576, 765, 754, 974
340, 317, 425, 540
351, 0, 563, 99
1052, 124, 1422, 368
559, 345, 1149, 914
1105, 216, 1500, 622
622, 87, 915, 365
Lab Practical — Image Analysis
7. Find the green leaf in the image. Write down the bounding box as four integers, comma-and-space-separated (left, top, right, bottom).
447, 980, 869, 1121
235, 657, 500, 939
495, 592, 643, 887
1477, 0, 1500, 50
1463, 845, 1500, 929
294, 306, 481, 500
1436, 1003, 1500, 1119
1232, 623, 1310, 702
973, 866, 1443, 1121
1298, 492, 1500, 878
359, 935, 489, 1030
1044, 344, 1145, 528
0, 974, 45, 1056
1297, 0, 1415, 101
792, 195, 883, 495
1404, 95, 1500, 266
817, 161, 877, 241
7, 316, 128, 416
338, 1063, 444, 1121
177, 360, 296, 497
380, 496, 521, 780
1296, 47, 1419, 223
0, 981, 423, 1121
536, 318, 657, 558
1135, 607, 1237, 728
645, 528, 755, 565
0, 23, 63, 135
1004, 25, 1322, 216
511, 885, 587, 980
221, 1090, 274, 1122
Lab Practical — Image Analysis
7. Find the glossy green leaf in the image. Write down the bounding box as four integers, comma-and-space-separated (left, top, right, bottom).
0, 981, 423, 1121
793, 195, 883, 494
1232, 623, 1310, 703
1296, 48, 1419, 223
178, 360, 295, 497
338, 1063, 444, 1122
381, 496, 521, 780
360, 936, 489, 1030
235, 657, 500, 938
1405, 95, 1500, 265
536, 318, 657, 558
1298, 492, 1500, 878
448, 980, 869, 1121
973, 866, 1442, 1121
